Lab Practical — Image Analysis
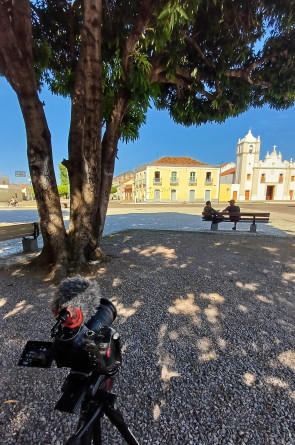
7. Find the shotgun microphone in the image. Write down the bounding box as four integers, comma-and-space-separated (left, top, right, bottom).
51, 276, 102, 327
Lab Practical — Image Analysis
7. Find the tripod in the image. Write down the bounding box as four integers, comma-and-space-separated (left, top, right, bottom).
58, 373, 139, 445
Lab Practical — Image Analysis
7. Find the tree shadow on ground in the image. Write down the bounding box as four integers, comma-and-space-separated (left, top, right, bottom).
0, 230, 295, 444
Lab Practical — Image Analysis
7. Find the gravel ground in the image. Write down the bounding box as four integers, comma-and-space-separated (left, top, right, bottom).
0, 230, 295, 444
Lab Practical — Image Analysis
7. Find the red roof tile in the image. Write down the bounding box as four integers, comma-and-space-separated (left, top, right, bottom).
151, 156, 206, 166
220, 167, 235, 176
120, 177, 134, 185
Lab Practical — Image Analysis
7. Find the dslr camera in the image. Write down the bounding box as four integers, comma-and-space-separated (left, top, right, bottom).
19, 294, 121, 413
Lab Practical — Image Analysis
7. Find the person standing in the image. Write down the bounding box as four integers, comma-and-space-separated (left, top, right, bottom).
223, 199, 240, 230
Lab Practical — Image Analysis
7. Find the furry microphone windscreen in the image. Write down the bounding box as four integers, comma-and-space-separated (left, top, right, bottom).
51, 276, 102, 322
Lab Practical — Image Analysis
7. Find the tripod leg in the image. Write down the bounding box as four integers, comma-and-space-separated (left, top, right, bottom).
104, 405, 139, 445
66, 409, 103, 445
92, 417, 102, 445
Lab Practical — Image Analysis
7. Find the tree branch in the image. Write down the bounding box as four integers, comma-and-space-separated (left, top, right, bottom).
0, 0, 34, 89
121, 0, 159, 79
182, 32, 214, 70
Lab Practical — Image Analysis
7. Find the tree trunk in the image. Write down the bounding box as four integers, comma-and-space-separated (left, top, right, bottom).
20, 91, 67, 265
66, 0, 104, 265
0, 0, 67, 266
97, 91, 130, 243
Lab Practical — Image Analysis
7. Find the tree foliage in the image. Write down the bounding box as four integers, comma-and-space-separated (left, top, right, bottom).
58, 162, 69, 187
32, 0, 295, 133
57, 185, 69, 197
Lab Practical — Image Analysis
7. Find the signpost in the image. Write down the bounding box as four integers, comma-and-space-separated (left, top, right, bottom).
15, 171, 26, 177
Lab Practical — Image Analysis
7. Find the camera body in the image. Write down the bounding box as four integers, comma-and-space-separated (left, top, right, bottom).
19, 298, 121, 376
18, 289, 125, 415
53, 324, 121, 374
52, 297, 121, 375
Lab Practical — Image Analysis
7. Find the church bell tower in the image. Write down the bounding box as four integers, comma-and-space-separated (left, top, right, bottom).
235, 130, 260, 196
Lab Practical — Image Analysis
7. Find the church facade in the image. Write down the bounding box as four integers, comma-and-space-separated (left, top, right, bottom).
222, 130, 295, 201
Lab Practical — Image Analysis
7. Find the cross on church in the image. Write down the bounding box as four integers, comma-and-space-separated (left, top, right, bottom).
273, 145, 277, 150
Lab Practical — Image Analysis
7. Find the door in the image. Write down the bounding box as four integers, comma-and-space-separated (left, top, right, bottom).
189, 190, 195, 201
290, 190, 294, 200
205, 190, 211, 201
171, 189, 177, 201
154, 189, 161, 201
232, 191, 237, 201
245, 190, 250, 200
266, 186, 274, 200
125, 185, 132, 200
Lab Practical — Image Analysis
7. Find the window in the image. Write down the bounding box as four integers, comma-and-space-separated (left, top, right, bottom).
247, 174, 251, 180
189, 172, 196, 183
279, 173, 283, 183
205, 172, 212, 184
249, 145, 253, 153
154, 171, 161, 183
261, 174, 265, 183
170, 171, 177, 184
291, 176, 295, 182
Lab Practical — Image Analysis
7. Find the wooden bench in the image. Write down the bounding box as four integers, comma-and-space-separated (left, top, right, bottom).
0, 222, 40, 252
202, 212, 270, 232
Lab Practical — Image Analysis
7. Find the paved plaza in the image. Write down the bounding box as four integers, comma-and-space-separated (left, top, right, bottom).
0, 202, 294, 258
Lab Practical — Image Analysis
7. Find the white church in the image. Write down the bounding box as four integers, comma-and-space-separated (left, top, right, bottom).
221, 130, 295, 201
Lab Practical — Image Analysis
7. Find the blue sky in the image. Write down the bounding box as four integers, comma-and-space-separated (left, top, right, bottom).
1, 76, 294, 184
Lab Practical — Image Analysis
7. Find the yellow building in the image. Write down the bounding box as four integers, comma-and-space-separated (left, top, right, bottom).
134, 157, 220, 202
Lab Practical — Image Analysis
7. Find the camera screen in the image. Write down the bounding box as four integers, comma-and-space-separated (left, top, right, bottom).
18, 341, 54, 368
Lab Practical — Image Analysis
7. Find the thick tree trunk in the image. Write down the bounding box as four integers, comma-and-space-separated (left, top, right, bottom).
19, 91, 67, 264
66, 0, 103, 265
0, 0, 67, 266
97, 91, 130, 243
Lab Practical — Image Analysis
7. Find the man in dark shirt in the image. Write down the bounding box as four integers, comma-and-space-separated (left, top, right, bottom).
223, 199, 240, 230
203, 201, 223, 223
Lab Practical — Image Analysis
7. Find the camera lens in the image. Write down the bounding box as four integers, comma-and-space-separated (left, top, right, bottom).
86, 298, 117, 332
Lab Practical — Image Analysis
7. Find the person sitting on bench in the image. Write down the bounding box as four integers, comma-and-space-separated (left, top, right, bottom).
203, 201, 223, 224
223, 199, 240, 230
